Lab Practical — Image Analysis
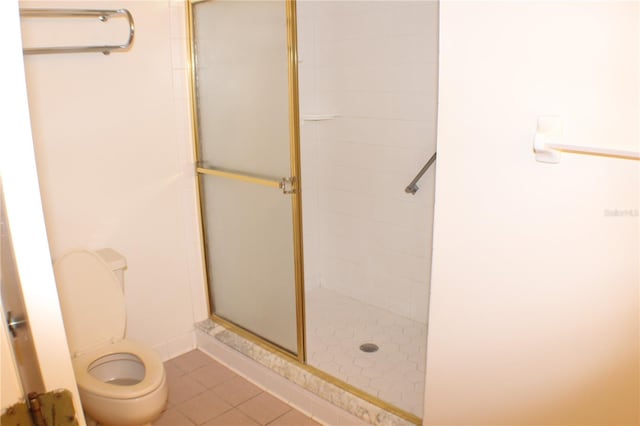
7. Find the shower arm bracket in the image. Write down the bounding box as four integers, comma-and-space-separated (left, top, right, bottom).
279, 177, 296, 194
405, 152, 436, 195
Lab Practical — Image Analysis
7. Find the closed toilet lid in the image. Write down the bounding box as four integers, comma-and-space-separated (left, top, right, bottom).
54, 250, 126, 355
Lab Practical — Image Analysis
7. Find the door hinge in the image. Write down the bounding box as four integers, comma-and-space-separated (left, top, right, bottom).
28, 393, 46, 426
1, 389, 78, 426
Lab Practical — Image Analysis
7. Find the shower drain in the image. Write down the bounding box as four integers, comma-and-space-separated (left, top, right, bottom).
359, 343, 379, 353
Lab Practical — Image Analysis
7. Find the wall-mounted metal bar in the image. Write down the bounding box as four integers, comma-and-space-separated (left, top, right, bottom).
534, 141, 640, 163
533, 116, 640, 163
405, 152, 437, 195
20, 8, 135, 55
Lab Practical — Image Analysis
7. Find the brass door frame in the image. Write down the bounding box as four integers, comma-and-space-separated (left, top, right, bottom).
285, 0, 306, 363
187, 0, 306, 363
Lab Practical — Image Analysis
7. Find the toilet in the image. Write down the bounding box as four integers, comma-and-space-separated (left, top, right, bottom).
54, 249, 168, 426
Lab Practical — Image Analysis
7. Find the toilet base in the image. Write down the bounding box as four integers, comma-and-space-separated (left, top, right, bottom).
79, 371, 167, 426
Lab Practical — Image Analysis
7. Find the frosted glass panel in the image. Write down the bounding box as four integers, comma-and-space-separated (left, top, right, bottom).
200, 177, 297, 353
194, 0, 291, 178
193, 0, 298, 353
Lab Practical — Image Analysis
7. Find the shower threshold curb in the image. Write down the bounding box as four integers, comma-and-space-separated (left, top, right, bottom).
195, 319, 418, 426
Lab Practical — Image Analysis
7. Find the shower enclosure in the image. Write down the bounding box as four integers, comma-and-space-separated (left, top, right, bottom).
190, 0, 438, 421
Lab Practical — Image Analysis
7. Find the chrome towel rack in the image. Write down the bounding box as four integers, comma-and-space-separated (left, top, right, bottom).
20, 8, 135, 55
405, 152, 437, 195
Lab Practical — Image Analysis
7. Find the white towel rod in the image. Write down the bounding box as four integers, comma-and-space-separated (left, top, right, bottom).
533, 116, 640, 163
537, 143, 639, 161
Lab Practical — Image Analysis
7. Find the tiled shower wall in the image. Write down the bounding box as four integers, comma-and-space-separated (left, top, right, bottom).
298, 1, 439, 322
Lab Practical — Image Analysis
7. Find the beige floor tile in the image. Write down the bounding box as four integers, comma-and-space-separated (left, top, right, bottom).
237, 393, 291, 425
164, 352, 332, 426
188, 361, 237, 389
202, 409, 260, 426
267, 410, 321, 426
153, 407, 195, 426
170, 350, 217, 374
165, 360, 186, 381
212, 376, 263, 406
177, 390, 233, 425
168, 373, 207, 406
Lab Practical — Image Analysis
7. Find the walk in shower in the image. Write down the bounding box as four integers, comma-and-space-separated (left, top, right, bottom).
190, 0, 438, 421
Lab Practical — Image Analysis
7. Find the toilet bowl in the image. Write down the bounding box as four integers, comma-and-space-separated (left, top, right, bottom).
54, 249, 168, 426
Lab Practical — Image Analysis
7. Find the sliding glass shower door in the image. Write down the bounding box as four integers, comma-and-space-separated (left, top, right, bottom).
191, 0, 303, 356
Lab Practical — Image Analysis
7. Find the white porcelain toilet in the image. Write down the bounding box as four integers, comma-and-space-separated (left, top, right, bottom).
54, 249, 168, 426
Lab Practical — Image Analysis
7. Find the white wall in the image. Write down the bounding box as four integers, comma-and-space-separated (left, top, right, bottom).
425, 1, 639, 424
297, 1, 439, 323
19, 0, 207, 360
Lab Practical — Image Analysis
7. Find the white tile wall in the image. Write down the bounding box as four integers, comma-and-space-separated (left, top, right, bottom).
298, 1, 438, 323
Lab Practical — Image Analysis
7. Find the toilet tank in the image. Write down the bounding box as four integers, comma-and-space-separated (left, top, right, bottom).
95, 248, 127, 290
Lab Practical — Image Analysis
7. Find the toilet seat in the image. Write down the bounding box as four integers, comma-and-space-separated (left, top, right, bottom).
73, 339, 165, 400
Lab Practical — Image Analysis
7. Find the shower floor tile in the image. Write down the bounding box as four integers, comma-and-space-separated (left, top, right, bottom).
305, 287, 427, 417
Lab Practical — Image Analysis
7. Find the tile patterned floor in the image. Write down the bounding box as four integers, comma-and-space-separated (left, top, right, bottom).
154, 350, 321, 426
305, 288, 427, 417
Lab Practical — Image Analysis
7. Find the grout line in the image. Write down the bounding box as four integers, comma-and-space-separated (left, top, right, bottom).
264, 407, 295, 426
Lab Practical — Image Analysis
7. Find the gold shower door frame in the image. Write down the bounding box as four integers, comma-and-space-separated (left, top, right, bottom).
187, 0, 306, 363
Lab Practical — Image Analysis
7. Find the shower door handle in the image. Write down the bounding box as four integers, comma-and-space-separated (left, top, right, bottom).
196, 166, 297, 195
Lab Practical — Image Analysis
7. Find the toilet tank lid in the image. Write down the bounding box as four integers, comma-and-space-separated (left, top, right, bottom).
54, 250, 126, 355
